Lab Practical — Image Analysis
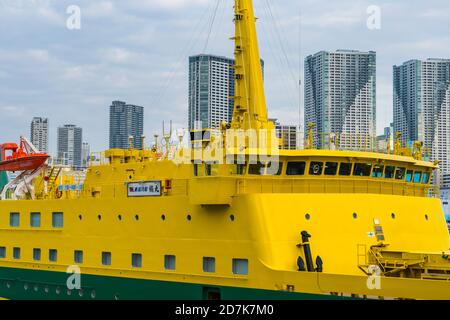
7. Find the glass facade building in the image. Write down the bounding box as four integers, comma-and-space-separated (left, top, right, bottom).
57, 124, 82, 168
109, 101, 144, 149
188, 54, 264, 130
305, 50, 377, 150
393, 59, 450, 185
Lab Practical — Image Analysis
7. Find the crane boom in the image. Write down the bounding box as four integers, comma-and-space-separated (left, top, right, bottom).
231, 0, 274, 132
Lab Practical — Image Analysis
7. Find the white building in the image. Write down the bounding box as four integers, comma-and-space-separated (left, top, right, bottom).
305, 50, 377, 150
394, 59, 450, 186
30, 117, 49, 153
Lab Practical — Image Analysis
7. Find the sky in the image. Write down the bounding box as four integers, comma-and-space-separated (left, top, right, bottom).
1, 0, 450, 154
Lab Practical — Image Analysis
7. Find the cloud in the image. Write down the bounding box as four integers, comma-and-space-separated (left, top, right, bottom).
301, 7, 365, 28
0, 0, 449, 153
27, 49, 50, 62
101, 48, 135, 63
127, 0, 210, 11
83, 1, 115, 18
0, 105, 26, 117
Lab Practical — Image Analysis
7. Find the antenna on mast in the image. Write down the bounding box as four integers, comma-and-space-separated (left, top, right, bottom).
162, 121, 173, 159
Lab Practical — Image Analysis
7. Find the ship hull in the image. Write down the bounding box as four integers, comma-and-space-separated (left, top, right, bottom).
0, 186, 448, 300
0, 266, 338, 300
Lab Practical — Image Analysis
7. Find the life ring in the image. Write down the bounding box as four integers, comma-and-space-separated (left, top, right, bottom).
55, 189, 63, 199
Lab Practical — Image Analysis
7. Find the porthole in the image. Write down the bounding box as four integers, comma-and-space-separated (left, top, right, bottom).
79, 289, 84, 297
6, 282, 11, 289
91, 290, 96, 299
391, 213, 396, 219
44, 286, 49, 293
34, 285, 39, 292
98, 215, 102, 221
425, 214, 429, 221
161, 214, 166, 221
134, 215, 139, 221
352, 213, 358, 219
187, 214, 192, 221
24, 283, 28, 291
305, 213, 311, 220
78, 215, 83, 220
114, 293, 120, 300
67, 289, 72, 296
118, 215, 122, 221
230, 214, 235, 221
56, 287, 61, 295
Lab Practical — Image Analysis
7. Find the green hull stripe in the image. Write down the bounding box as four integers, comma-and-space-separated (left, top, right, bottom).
0, 267, 343, 300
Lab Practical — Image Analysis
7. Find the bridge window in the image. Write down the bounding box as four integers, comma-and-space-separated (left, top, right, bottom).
10, 212, 20, 227
203, 257, 216, 273
232, 259, 249, 275
384, 166, 395, 179
236, 164, 246, 175
33, 248, 41, 261
205, 164, 212, 176
413, 171, 422, 183
339, 163, 352, 176
395, 167, 406, 180
248, 162, 281, 175
406, 170, 413, 182
30, 212, 41, 228
324, 162, 338, 176
0, 247, 5, 258
421, 172, 430, 184
372, 165, 384, 178
164, 255, 176, 270
286, 162, 306, 175
353, 163, 372, 177
248, 163, 265, 175
193, 164, 199, 176
309, 162, 323, 175
266, 162, 282, 176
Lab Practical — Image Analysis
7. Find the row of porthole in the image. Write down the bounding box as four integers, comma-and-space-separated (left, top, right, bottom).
4, 281, 100, 299
304, 213, 430, 221
77, 214, 237, 222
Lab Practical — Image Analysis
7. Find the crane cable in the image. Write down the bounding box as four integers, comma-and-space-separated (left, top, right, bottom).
259, 0, 299, 118
150, 1, 220, 113
202, 0, 222, 54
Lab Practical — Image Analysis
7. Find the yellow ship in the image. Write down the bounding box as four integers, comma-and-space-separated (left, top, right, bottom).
0, 0, 449, 300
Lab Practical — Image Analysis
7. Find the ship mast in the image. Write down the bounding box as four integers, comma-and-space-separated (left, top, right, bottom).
231, 0, 273, 132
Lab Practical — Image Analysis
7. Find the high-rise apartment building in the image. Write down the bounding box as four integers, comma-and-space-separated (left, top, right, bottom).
109, 101, 144, 149
30, 117, 49, 153
188, 54, 264, 130
57, 124, 82, 168
304, 50, 377, 150
393, 59, 450, 184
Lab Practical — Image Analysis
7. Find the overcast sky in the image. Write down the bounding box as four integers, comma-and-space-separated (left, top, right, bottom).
1, 0, 450, 154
